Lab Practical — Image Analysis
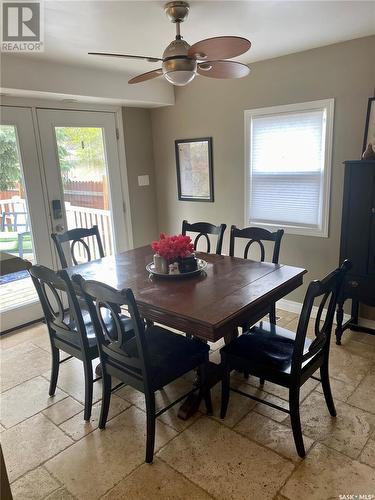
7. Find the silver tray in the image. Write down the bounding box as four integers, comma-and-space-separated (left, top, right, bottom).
146, 258, 207, 279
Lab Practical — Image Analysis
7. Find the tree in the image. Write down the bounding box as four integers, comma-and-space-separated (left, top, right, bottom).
0, 126, 21, 191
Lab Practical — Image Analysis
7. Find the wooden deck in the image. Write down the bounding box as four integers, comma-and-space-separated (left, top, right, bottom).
0, 276, 37, 312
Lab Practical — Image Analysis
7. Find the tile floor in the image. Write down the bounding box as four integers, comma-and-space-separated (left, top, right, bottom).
1, 309, 375, 500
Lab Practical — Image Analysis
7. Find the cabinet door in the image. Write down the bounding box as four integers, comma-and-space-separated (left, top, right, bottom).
368, 176, 375, 276
342, 163, 374, 275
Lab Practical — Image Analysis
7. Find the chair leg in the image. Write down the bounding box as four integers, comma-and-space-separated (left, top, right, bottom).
289, 387, 305, 458
49, 346, 60, 396
83, 360, 94, 421
145, 392, 156, 464
198, 361, 213, 416
220, 358, 231, 419
320, 361, 336, 417
99, 371, 112, 429
269, 303, 277, 324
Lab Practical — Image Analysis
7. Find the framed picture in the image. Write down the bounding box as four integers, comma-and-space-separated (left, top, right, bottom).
363, 97, 375, 153
175, 137, 214, 202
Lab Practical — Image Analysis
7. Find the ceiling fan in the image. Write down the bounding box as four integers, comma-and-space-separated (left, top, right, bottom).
89, 1, 251, 86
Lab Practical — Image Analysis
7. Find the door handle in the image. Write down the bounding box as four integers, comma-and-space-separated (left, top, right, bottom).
55, 224, 65, 233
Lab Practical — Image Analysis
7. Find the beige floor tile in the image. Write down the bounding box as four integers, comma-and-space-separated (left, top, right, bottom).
116, 378, 201, 432
234, 373, 319, 403
235, 412, 314, 462
101, 457, 212, 500
345, 330, 375, 346
254, 393, 290, 423
360, 438, 375, 468
339, 336, 375, 360
0, 423, 5, 432
60, 394, 131, 440
281, 443, 375, 500
1, 376, 67, 428
43, 358, 103, 406
44, 488, 76, 500
0, 322, 46, 350
2, 413, 73, 482
315, 376, 356, 402
347, 368, 375, 414
296, 391, 375, 459
43, 397, 84, 425
328, 343, 373, 386
45, 406, 177, 500
206, 380, 257, 428
158, 417, 294, 500
275, 309, 298, 328
10, 466, 60, 500
1, 343, 51, 393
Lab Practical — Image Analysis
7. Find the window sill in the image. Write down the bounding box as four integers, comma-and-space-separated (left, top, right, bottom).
247, 220, 329, 238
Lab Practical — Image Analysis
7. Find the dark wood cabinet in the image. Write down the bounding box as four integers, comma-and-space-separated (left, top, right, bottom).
336, 160, 375, 344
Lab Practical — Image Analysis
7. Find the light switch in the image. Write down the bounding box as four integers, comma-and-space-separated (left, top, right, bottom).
138, 175, 150, 186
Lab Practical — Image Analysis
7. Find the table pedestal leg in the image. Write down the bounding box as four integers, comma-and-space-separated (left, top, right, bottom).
177, 328, 239, 420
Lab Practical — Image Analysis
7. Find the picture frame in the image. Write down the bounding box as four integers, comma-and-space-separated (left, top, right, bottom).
175, 137, 214, 202
362, 97, 375, 153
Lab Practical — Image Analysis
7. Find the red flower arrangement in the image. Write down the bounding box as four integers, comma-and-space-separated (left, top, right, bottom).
151, 233, 195, 261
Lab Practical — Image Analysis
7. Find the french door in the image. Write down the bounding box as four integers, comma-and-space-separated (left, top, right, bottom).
37, 109, 128, 262
0, 107, 53, 331
0, 106, 129, 332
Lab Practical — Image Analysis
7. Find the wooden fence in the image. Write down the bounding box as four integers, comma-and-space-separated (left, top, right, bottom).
0, 197, 113, 260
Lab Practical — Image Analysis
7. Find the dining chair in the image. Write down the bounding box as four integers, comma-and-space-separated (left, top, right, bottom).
229, 225, 284, 324
27, 263, 134, 421
74, 274, 213, 463
51, 225, 104, 269
220, 260, 351, 458
182, 219, 226, 255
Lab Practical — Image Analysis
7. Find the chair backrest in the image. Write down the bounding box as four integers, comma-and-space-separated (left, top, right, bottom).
73, 275, 151, 389
291, 260, 351, 377
1, 211, 29, 232
181, 220, 226, 255
27, 264, 90, 352
229, 226, 284, 264
51, 225, 104, 268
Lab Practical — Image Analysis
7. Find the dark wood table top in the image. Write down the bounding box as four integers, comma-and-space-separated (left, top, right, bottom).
67, 245, 307, 342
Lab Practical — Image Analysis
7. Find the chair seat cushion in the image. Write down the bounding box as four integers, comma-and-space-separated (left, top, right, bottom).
121, 326, 209, 389
220, 321, 311, 375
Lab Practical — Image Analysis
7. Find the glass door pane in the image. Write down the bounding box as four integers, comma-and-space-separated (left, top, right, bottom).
0, 106, 53, 332
0, 125, 37, 313
55, 126, 114, 262
37, 109, 129, 264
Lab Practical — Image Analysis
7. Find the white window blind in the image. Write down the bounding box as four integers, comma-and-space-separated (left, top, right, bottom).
245, 100, 334, 237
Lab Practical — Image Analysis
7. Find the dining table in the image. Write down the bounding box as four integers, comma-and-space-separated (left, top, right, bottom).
67, 245, 307, 418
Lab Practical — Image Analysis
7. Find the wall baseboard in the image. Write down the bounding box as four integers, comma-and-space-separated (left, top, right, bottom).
277, 298, 375, 329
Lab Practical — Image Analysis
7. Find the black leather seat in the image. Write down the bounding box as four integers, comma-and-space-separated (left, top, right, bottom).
121, 325, 210, 389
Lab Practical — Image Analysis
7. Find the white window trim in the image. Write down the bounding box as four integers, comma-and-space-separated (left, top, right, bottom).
244, 99, 334, 238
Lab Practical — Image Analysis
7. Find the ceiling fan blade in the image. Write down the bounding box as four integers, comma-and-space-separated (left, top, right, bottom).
88, 52, 162, 63
188, 36, 251, 61
128, 68, 163, 84
197, 60, 250, 79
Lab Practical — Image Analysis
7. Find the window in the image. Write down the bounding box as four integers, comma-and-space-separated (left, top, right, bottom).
244, 99, 334, 237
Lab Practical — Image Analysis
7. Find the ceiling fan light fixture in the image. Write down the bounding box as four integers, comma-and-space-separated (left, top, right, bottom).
162, 57, 197, 86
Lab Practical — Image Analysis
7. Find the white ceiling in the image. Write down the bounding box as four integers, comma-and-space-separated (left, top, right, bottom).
12, 0, 375, 79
